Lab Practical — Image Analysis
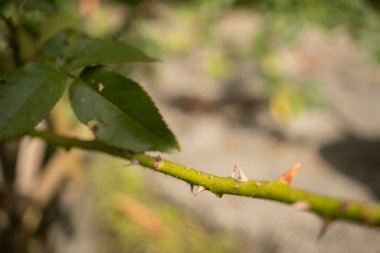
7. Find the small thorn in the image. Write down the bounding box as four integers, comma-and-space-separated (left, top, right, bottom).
279, 162, 301, 185
214, 192, 223, 198
230, 164, 249, 182
153, 155, 162, 170
292, 201, 309, 212
318, 218, 333, 240
192, 186, 206, 197
189, 184, 194, 193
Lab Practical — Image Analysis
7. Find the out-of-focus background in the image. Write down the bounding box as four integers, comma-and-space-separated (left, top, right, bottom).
1, 0, 380, 252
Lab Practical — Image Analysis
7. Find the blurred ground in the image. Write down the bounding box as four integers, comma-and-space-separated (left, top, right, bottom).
126, 8, 380, 253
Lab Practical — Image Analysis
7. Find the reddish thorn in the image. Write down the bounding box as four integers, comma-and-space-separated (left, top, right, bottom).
280, 162, 301, 185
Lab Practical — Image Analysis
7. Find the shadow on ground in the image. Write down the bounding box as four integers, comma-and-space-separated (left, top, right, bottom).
320, 135, 380, 199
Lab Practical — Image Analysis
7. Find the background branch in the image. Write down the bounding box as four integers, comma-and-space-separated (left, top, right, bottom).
0, 5, 22, 67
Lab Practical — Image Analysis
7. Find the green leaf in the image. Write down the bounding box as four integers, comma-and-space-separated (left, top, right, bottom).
69, 66, 179, 152
69, 39, 157, 68
43, 29, 156, 68
0, 61, 67, 140
42, 29, 87, 59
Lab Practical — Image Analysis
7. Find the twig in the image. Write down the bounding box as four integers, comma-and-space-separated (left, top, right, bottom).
27, 129, 380, 227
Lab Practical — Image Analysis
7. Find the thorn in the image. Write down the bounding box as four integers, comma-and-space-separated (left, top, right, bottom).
317, 218, 333, 240
153, 155, 162, 170
230, 164, 249, 182
189, 184, 194, 193
279, 162, 301, 185
214, 192, 223, 198
192, 186, 206, 197
292, 201, 309, 212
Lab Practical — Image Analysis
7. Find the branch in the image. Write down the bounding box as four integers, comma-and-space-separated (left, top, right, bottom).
27, 130, 380, 227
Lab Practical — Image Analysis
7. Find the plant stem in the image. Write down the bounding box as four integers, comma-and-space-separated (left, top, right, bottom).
27, 129, 380, 227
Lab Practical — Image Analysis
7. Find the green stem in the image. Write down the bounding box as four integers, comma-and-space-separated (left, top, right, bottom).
27, 129, 380, 227
27, 129, 125, 158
